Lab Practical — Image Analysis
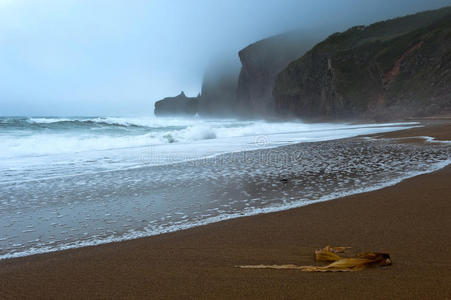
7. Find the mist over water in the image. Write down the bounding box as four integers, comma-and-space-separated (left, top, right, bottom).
1, 0, 450, 116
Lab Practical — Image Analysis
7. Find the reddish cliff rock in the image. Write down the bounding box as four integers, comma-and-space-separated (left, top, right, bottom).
273, 7, 451, 120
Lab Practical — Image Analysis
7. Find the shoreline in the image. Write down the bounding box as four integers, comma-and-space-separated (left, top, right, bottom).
1, 121, 450, 298
1, 157, 448, 262
0, 122, 445, 261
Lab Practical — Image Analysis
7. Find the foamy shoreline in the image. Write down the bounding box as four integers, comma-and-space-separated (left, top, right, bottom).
1, 127, 449, 261
2, 158, 449, 261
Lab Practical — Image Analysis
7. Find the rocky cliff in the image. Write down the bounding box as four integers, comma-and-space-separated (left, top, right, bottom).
154, 92, 199, 116
236, 31, 325, 117
273, 6, 451, 120
153, 30, 322, 118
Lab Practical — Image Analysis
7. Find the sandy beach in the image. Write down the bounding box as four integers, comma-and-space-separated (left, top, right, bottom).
2, 2, 451, 299
0, 121, 450, 299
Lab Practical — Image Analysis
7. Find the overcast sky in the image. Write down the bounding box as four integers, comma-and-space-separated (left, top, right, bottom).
0, 0, 449, 116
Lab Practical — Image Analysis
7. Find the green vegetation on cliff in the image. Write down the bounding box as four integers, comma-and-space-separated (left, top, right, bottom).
273, 6, 451, 120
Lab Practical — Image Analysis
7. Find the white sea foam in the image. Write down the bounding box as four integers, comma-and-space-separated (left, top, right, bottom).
2, 116, 447, 261
0, 117, 418, 159
0, 118, 421, 185
1, 158, 449, 261
27, 117, 73, 124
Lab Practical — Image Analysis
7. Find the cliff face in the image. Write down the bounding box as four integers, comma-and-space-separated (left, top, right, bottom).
273, 7, 451, 120
236, 31, 324, 117
154, 31, 324, 118
154, 92, 199, 116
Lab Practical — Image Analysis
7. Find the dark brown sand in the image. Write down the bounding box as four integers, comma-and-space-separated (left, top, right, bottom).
1, 122, 450, 299
377, 122, 451, 141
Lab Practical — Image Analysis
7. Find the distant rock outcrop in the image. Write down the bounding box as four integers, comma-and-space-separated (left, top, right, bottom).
236, 30, 327, 117
154, 59, 239, 117
154, 92, 199, 116
273, 6, 451, 120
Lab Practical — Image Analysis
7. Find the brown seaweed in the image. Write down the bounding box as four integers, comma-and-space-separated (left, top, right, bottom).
237, 246, 391, 272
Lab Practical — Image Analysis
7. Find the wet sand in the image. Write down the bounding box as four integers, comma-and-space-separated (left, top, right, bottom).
1, 121, 450, 299
374, 121, 451, 142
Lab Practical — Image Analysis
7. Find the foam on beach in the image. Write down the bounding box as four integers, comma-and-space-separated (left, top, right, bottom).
0, 134, 449, 260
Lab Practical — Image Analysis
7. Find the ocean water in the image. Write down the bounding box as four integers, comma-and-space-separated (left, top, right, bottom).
0, 116, 420, 183
0, 116, 449, 259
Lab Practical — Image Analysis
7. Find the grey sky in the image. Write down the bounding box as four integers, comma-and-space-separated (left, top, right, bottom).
0, 0, 449, 116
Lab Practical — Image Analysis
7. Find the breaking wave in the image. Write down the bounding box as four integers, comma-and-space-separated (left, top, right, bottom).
0, 116, 419, 159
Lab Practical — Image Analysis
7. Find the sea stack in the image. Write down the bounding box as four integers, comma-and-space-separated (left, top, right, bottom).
154, 91, 199, 116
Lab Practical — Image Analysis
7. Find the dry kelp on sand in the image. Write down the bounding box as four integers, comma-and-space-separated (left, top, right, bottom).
237, 246, 391, 272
